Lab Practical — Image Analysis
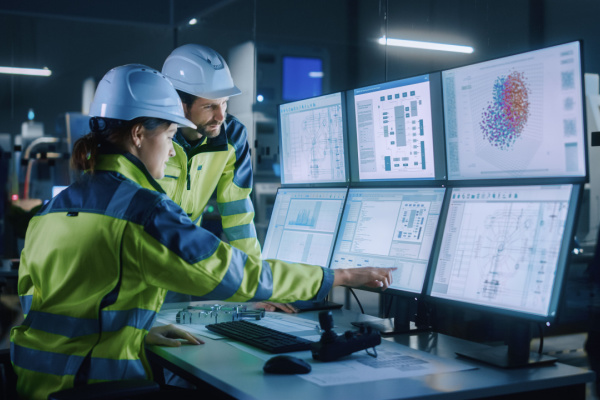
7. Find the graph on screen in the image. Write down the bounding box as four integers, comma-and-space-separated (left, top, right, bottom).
262, 188, 347, 267
279, 92, 348, 185
443, 41, 586, 180
429, 184, 576, 317
330, 187, 446, 293
353, 75, 437, 181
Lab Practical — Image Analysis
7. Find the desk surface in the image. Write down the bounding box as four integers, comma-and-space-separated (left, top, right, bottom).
149, 304, 594, 400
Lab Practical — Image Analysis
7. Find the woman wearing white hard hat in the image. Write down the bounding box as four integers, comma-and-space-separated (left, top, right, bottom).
10, 64, 394, 400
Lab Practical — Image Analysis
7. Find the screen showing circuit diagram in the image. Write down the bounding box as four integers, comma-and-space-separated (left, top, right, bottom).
262, 188, 347, 267
430, 185, 573, 317
443, 41, 585, 180
279, 92, 347, 184
353, 75, 436, 181
330, 187, 445, 293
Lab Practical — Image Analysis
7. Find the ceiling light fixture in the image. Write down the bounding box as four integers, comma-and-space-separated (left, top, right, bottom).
0, 66, 52, 76
378, 37, 474, 54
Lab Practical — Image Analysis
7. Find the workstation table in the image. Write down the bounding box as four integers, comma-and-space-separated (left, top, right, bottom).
148, 303, 594, 400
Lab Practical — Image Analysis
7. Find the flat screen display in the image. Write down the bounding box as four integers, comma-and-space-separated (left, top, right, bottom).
427, 184, 579, 320
442, 41, 586, 181
330, 187, 446, 294
262, 187, 347, 267
278, 92, 349, 185
349, 73, 446, 182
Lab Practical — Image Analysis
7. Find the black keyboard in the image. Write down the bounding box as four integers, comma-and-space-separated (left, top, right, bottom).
206, 320, 313, 353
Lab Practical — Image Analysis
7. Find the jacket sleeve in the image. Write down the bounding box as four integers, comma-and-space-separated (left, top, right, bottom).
131, 197, 334, 303
217, 119, 262, 259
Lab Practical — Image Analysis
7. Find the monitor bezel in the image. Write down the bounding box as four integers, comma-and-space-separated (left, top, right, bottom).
441, 40, 589, 185
277, 91, 351, 187
424, 182, 582, 324
346, 72, 448, 186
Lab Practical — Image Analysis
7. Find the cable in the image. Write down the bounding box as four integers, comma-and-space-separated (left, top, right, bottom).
348, 288, 365, 314
537, 323, 544, 354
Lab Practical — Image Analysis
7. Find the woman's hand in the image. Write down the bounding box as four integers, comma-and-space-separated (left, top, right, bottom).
334, 267, 396, 291
145, 324, 204, 347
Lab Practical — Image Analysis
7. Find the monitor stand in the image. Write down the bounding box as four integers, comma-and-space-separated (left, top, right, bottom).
455, 319, 557, 368
351, 296, 421, 335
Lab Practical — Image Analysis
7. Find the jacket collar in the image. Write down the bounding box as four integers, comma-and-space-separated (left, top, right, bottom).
94, 142, 166, 194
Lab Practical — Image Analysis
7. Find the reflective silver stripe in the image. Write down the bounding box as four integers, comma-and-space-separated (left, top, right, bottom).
11, 343, 146, 380
249, 260, 273, 301
19, 295, 32, 315
218, 198, 253, 216
24, 309, 157, 338
196, 248, 247, 300
223, 223, 257, 241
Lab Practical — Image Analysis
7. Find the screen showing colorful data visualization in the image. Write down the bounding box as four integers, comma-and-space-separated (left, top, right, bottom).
443, 41, 586, 181
262, 188, 347, 267
330, 187, 446, 294
350, 73, 446, 182
428, 184, 579, 320
278, 92, 348, 185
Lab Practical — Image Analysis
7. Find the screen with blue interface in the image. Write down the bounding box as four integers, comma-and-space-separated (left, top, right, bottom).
443, 41, 586, 181
351, 74, 445, 182
262, 187, 347, 267
278, 92, 348, 185
428, 184, 579, 320
329, 187, 446, 293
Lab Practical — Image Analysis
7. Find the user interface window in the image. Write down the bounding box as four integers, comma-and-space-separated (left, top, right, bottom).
430, 184, 575, 317
330, 187, 446, 293
443, 41, 585, 180
262, 187, 347, 267
279, 92, 347, 185
353, 75, 437, 181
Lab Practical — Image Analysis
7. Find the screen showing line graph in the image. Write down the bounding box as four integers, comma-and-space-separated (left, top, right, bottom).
278, 92, 348, 185
262, 187, 347, 267
427, 184, 579, 320
329, 187, 446, 293
442, 41, 586, 181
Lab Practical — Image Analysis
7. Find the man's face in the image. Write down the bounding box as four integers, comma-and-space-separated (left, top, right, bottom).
182, 96, 229, 141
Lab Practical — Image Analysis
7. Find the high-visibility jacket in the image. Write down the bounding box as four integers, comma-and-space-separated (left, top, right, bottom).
10, 148, 333, 400
158, 114, 261, 259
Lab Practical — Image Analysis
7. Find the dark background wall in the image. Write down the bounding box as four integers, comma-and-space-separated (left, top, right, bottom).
2, 0, 599, 138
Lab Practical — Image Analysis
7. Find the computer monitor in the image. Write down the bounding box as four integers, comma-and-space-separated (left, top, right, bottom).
443, 41, 587, 182
329, 187, 446, 331
426, 183, 580, 367
278, 92, 349, 186
262, 187, 347, 267
346, 73, 446, 183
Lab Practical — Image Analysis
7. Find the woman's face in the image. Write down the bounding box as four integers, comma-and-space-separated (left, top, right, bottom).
137, 123, 177, 179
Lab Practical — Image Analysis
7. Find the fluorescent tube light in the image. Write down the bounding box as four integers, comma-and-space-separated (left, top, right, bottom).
0, 66, 52, 76
378, 37, 473, 54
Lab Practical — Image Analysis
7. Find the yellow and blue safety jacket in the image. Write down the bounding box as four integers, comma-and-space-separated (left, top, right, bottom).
159, 114, 261, 259
11, 145, 333, 400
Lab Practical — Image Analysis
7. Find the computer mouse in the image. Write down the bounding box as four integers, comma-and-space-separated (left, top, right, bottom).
263, 355, 312, 374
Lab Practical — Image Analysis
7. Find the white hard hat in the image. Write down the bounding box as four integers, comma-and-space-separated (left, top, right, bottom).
162, 44, 241, 99
89, 64, 196, 129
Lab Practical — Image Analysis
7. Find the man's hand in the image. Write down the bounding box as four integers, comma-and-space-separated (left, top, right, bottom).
334, 267, 396, 291
145, 324, 204, 347
253, 302, 299, 313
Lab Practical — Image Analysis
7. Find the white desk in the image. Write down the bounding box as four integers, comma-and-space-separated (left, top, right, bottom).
148, 303, 594, 400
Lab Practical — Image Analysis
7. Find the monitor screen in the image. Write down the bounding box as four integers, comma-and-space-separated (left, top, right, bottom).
282, 56, 323, 101
278, 92, 349, 185
427, 184, 579, 321
330, 187, 446, 294
261, 187, 347, 267
348, 73, 446, 182
443, 41, 586, 181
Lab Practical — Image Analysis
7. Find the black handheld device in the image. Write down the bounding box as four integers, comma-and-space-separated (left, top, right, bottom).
310, 311, 381, 362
